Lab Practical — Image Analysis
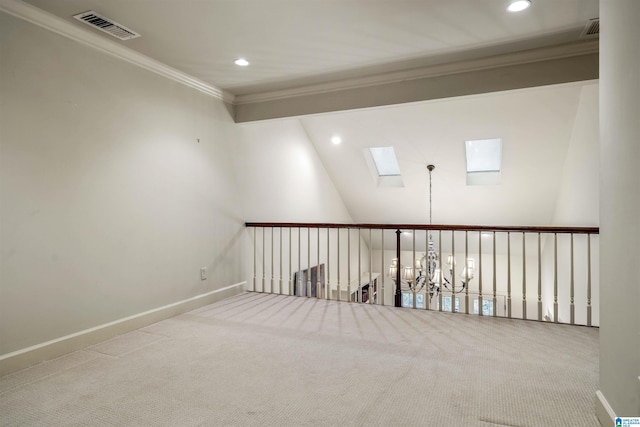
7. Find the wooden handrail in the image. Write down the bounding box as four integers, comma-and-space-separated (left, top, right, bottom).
245, 222, 599, 234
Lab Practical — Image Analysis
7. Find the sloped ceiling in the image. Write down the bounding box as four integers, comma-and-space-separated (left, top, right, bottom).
300, 82, 593, 226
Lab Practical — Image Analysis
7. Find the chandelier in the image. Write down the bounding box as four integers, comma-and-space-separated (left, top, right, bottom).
389, 164, 475, 306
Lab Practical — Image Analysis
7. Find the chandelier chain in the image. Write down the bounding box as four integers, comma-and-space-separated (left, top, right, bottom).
428, 166, 433, 225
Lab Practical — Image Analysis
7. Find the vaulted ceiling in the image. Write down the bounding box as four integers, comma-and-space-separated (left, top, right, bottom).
300, 82, 594, 226
12, 0, 600, 226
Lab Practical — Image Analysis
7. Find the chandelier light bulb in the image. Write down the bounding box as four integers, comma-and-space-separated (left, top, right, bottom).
403, 266, 414, 283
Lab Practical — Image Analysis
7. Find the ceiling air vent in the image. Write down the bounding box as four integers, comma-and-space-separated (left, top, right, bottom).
73, 11, 140, 40
581, 18, 600, 39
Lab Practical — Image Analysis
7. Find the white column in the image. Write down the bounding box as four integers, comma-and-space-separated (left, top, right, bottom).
597, 0, 640, 423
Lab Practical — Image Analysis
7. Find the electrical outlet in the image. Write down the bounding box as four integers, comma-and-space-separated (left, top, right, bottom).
200, 267, 207, 281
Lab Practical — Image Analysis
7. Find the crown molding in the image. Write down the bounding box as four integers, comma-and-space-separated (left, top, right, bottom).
0, 0, 235, 104
234, 40, 599, 105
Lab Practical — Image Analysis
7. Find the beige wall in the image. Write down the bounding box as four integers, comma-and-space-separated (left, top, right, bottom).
0, 12, 244, 356
239, 119, 362, 293
598, 0, 640, 420
551, 83, 599, 227
539, 82, 600, 326
238, 118, 354, 224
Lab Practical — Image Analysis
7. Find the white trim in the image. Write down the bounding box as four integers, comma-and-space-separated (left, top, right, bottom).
596, 390, 616, 426
234, 40, 598, 105
0, 282, 246, 375
0, 0, 234, 103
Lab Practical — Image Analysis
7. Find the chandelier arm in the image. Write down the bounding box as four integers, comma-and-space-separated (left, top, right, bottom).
441, 273, 453, 291
399, 280, 415, 291
415, 273, 426, 292
453, 282, 467, 294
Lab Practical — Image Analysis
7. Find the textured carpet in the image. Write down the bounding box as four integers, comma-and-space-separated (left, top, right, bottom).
0, 292, 600, 426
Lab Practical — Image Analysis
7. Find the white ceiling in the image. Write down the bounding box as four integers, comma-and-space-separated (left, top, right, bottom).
22, 0, 598, 96
14, 0, 600, 227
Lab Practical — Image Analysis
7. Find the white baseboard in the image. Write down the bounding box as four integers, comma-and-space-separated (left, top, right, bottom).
0, 282, 246, 376
596, 390, 616, 426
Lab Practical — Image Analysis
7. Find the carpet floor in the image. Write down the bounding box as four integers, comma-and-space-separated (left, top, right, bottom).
0, 292, 600, 426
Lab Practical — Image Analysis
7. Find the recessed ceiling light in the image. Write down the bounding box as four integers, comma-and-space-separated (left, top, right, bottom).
331, 136, 342, 145
234, 58, 250, 66
507, 0, 531, 12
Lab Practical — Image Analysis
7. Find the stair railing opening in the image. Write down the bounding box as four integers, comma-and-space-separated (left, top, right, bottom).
245, 223, 599, 326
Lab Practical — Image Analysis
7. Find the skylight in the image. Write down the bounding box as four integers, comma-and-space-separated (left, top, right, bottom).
365, 146, 403, 187
465, 139, 502, 173
465, 138, 502, 185
369, 147, 401, 176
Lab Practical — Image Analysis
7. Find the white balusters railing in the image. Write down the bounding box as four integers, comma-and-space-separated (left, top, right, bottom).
245, 223, 599, 326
